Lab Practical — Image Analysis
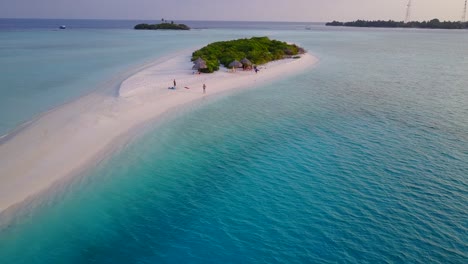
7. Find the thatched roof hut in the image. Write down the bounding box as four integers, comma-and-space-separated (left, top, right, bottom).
240, 58, 253, 70
194, 57, 205, 64
228, 60, 243, 68
192, 61, 207, 70
240, 58, 252, 66
192, 57, 207, 71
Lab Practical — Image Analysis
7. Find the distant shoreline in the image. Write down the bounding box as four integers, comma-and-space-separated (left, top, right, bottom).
326, 19, 468, 30
134, 22, 190, 30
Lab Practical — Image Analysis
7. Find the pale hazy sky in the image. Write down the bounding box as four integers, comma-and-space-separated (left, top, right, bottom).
0, 0, 465, 22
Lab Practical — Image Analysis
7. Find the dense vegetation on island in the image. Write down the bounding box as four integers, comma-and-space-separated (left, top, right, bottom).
326, 19, 467, 29
191, 37, 305, 73
134, 21, 190, 30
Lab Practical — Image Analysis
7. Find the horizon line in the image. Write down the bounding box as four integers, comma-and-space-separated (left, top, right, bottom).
1, 17, 462, 23
0, 17, 328, 23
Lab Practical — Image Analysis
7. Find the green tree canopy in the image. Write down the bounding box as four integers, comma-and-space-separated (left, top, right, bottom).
191, 37, 305, 73
326, 19, 467, 29
134, 23, 190, 30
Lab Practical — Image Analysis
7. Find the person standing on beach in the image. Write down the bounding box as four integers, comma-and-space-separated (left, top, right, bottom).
254, 65, 259, 74
173, 79, 176, 88
203, 83, 206, 94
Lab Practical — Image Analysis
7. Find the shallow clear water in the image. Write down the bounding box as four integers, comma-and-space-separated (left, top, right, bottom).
0, 21, 467, 263
0, 21, 320, 135
0, 26, 252, 135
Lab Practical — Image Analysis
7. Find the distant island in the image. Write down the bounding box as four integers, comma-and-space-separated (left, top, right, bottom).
326, 19, 468, 30
134, 20, 190, 30
191, 37, 305, 73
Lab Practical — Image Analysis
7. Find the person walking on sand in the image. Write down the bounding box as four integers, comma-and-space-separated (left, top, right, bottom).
203, 83, 206, 94
173, 79, 176, 88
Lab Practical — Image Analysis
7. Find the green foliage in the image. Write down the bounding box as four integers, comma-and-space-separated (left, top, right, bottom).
326, 21, 344, 26
326, 19, 468, 29
134, 23, 190, 30
191, 37, 305, 73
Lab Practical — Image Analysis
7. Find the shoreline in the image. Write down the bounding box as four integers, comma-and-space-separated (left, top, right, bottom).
0, 50, 318, 214
0, 49, 195, 145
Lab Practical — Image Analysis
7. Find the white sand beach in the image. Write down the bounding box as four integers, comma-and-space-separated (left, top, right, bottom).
0, 51, 318, 213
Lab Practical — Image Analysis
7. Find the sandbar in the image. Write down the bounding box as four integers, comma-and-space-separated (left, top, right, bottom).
0, 50, 318, 213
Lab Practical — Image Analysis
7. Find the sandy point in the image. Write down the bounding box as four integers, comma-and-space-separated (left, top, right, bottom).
0, 50, 319, 214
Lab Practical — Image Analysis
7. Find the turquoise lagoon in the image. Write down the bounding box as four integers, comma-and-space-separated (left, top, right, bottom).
0, 21, 467, 263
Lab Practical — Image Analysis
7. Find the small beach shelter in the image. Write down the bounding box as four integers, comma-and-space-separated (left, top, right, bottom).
228, 60, 243, 69
194, 57, 205, 64
192, 58, 207, 71
240, 58, 252, 70
192, 61, 207, 70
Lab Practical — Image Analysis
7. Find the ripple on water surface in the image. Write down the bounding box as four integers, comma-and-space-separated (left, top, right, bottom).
0, 27, 467, 264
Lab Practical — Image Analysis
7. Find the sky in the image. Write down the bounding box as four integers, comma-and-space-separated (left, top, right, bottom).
0, 0, 466, 22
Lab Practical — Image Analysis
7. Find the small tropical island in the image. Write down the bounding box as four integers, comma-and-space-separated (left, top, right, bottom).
134, 19, 190, 30
191, 37, 305, 73
326, 19, 468, 29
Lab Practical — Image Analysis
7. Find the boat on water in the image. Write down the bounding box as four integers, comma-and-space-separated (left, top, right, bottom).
59, 25, 66, 29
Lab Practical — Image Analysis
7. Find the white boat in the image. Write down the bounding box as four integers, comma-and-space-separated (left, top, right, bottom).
59, 25, 66, 29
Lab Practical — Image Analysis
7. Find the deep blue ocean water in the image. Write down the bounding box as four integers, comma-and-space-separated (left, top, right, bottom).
0, 19, 467, 263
